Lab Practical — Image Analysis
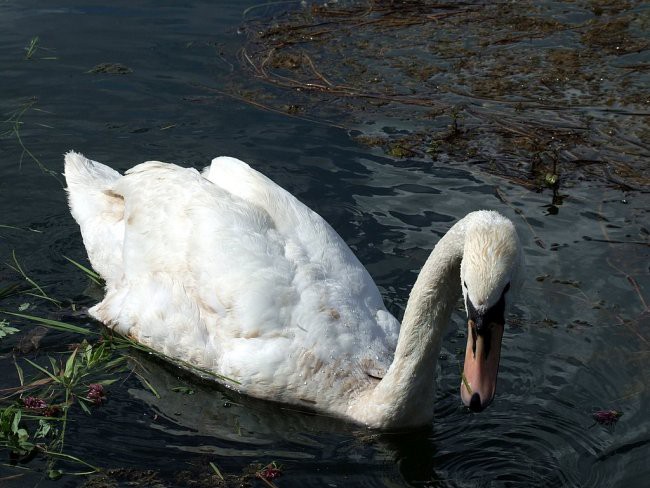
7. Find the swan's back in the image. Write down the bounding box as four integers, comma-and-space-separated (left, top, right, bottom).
64, 152, 399, 407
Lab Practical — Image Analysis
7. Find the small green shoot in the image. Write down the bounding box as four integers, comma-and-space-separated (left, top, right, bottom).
135, 372, 161, 399
63, 256, 104, 286
0, 407, 33, 455
24, 37, 39, 60
209, 461, 225, 480
22, 37, 57, 61
1, 98, 60, 179
7, 251, 60, 306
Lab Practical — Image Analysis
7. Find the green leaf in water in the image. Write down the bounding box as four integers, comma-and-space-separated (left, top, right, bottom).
63, 255, 104, 286
63, 347, 79, 382
0, 319, 19, 339
35, 419, 52, 438
47, 468, 63, 480
209, 461, 225, 480
24, 36, 39, 60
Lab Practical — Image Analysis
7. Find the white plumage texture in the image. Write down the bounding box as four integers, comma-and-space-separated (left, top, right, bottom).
65, 151, 399, 410
64, 151, 521, 428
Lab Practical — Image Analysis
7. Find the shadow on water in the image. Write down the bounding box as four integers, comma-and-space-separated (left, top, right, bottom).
0, 0, 648, 487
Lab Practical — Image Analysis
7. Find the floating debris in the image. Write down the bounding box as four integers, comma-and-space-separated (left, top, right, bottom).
87, 62, 132, 74
227, 0, 650, 194
592, 409, 624, 427
24, 36, 39, 60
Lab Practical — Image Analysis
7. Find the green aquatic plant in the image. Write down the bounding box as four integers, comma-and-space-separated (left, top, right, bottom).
24, 37, 39, 60
0, 251, 240, 479
0, 407, 33, 455
0, 339, 126, 476
23, 340, 125, 414
0, 319, 19, 340
63, 256, 105, 287
1, 98, 59, 179
7, 250, 60, 306
0, 259, 115, 476
209, 461, 225, 480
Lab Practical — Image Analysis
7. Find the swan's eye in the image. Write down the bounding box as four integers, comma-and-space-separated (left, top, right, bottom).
464, 281, 468, 290
503, 282, 510, 295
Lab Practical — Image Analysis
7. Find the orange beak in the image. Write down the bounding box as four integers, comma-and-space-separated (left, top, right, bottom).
460, 320, 504, 411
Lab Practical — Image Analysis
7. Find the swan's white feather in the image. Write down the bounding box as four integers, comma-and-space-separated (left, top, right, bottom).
65, 152, 400, 409
64, 152, 124, 283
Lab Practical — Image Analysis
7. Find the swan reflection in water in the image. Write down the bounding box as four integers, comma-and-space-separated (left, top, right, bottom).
127, 354, 441, 486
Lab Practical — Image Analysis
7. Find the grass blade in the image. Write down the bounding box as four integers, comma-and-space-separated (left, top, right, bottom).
0, 283, 23, 300
135, 372, 160, 399
0, 311, 95, 336
13, 358, 24, 386
38, 447, 99, 472
64, 347, 78, 379
23, 358, 60, 384
209, 461, 225, 480
10, 250, 49, 300
62, 256, 104, 286
24, 37, 39, 60
22, 291, 62, 306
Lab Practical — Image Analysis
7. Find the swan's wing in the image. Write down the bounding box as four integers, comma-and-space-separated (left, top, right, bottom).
68, 155, 400, 393
64, 151, 124, 283
202, 157, 401, 379
203, 156, 350, 260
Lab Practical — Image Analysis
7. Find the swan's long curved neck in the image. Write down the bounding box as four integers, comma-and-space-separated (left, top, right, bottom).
351, 219, 468, 428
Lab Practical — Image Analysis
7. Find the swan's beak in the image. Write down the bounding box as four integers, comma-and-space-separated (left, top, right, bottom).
460, 320, 504, 412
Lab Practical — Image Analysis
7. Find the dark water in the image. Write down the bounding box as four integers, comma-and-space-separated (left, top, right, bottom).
0, 1, 648, 487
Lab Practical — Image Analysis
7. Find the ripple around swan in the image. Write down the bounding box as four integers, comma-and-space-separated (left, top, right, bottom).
429, 310, 648, 488
431, 405, 591, 487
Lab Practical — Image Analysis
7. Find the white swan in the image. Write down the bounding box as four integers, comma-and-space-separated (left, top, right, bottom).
64, 151, 522, 429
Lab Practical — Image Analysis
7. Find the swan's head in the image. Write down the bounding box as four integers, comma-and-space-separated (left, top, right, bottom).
459, 211, 522, 412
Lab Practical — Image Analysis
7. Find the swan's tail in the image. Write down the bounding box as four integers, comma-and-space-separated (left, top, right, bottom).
64, 151, 125, 283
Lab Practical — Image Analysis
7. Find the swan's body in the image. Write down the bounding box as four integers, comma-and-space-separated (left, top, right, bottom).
64, 151, 522, 429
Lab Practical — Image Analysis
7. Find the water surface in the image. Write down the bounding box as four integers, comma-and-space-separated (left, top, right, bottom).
0, 1, 648, 487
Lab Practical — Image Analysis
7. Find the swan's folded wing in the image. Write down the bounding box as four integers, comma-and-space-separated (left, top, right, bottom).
76, 158, 399, 395
64, 151, 125, 283
203, 157, 401, 376
203, 156, 382, 306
